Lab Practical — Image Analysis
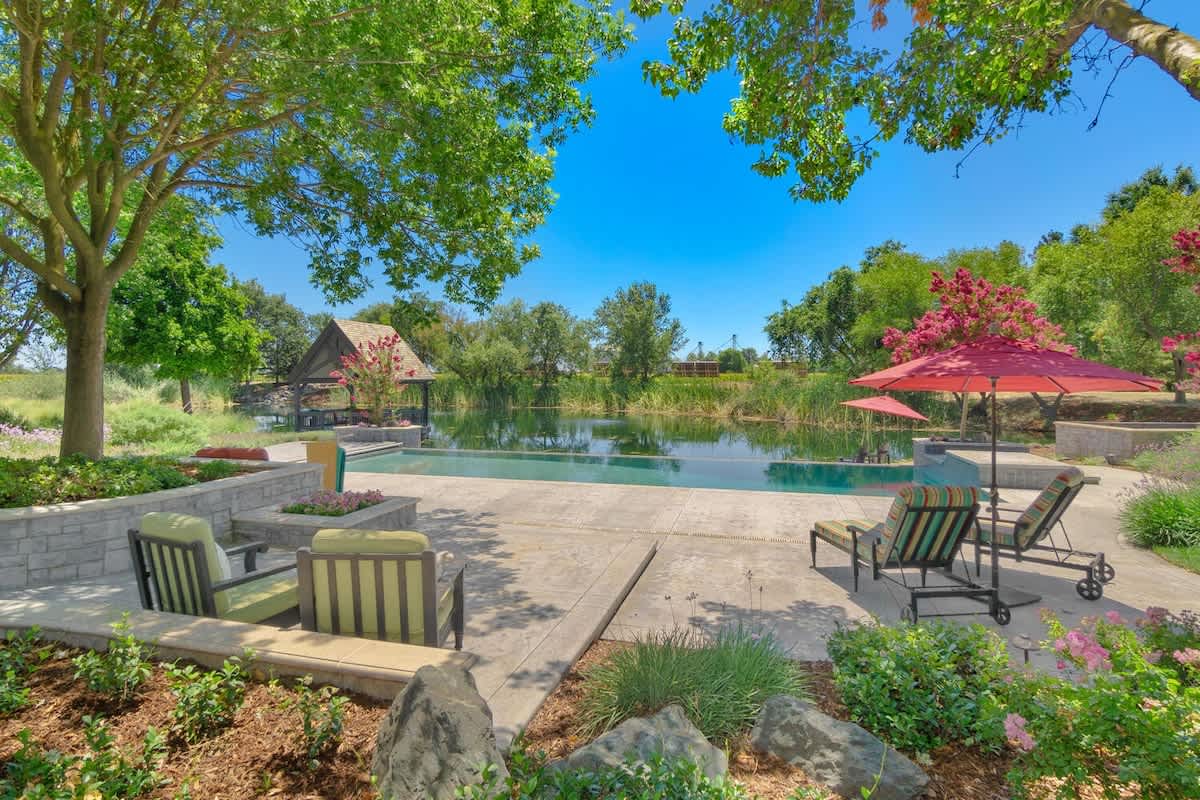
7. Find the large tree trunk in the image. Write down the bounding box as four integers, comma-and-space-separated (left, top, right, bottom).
180, 378, 193, 414
60, 290, 110, 459
1080, 0, 1200, 101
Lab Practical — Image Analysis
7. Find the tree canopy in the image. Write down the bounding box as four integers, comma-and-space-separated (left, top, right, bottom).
0, 0, 629, 456
238, 279, 315, 384
633, 0, 1200, 200
593, 282, 685, 382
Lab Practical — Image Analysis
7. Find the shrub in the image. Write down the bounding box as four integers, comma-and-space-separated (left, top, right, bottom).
107, 403, 206, 449
0, 671, 29, 716
826, 620, 1009, 755
1004, 610, 1200, 799
1119, 481, 1200, 548
458, 754, 749, 800
278, 676, 349, 768
72, 616, 153, 703
194, 459, 239, 481
0, 406, 31, 430
166, 654, 249, 742
0, 629, 48, 716
281, 489, 385, 517
0, 717, 165, 799
577, 626, 807, 746
0, 455, 195, 508
1131, 429, 1200, 484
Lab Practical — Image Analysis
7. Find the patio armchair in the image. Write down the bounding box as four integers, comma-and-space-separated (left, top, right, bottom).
965, 467, 1112, 601
296, 529, 465, 649
810, 485, 1010, 625
128, 512, 298, 623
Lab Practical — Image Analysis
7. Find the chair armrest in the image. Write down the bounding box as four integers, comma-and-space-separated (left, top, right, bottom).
435, 562, 466, 598
1083, 476, 1101, 485
212, 562, 296, 592
225, 540, 269, 572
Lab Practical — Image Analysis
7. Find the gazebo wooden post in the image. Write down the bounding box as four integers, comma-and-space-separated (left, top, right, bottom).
421, 382, 430, 429
293, 382, 306, 432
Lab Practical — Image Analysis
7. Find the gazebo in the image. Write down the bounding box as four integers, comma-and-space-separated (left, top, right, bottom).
287, 319, 434, 431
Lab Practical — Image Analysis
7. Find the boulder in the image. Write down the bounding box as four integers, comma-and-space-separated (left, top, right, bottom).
551, 704, 727, 781
371, 664, 508, 800
749, 695, 928, 800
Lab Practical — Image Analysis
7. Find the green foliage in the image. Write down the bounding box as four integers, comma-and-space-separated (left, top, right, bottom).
107, 403, 207, 450
716, 348, 745, 374
578, 626, 807, 746
0, 718, 166, 800
0, 406, 31, 430
826, 621, 1010, 755
0, 671, 29, 717
450, 337, 527, 395
166, 655, 249, 743
238, 279, 316, 383
1153, 544, 1200, 574
1131, 429, 1200, 484
72, 616, 153, 703
765, 267, 861, 370
278, 676, 349, 768
0, 455, 195, 509
527, 301, 591, 388
458, 755, 749, 800
107, 197, 264, 395
193, 459, 239, 481
1119, 482, 1200, 548
1004, 610, 1200, 799
593, 283, 686, 384
0, 628, 47, 678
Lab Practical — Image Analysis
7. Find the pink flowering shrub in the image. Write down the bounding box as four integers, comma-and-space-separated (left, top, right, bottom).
281, 490, 386, 517
1003, 608, 1200, 799
1161, 227, 1200, 387
883, 268, 1072, 364
330, 334, 418, 425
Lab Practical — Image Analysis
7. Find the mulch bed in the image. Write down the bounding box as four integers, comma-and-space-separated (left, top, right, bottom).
0, 646, 388, 799
520, 640, 1015, 800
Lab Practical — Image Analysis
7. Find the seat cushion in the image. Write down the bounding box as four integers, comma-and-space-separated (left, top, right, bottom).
813, 519, 887, 562
965, 522, 1019, 548
140, 512, 230, 615
218, 572, 299, 624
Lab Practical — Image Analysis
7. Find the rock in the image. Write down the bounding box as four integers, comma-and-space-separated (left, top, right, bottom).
749, 695, 928, 800
371, 664, 508, 800
551, 704, 727, 781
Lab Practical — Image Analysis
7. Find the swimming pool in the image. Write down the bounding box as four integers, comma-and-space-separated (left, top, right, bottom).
348, 447, 917, 496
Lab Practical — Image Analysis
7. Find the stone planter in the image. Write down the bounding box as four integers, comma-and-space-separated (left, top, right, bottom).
0, 462, 323, 590
231, 496, 419, 550
334, 424, 422, 448
1055, 421, 1200, 460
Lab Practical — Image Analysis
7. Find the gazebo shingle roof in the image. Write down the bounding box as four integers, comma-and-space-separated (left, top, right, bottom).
287, 318, 434, 385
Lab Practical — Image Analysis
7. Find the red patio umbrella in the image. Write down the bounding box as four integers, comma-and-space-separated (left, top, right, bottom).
840, 395, 930, 422
850, 335, 1162, 611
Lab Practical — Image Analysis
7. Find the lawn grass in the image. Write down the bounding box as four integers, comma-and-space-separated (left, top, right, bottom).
1153, 544, 1200, 574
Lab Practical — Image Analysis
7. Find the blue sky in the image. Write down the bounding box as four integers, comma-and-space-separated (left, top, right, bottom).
215, 3, 1200, 354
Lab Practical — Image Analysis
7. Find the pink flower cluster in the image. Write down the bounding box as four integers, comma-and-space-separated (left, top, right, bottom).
330, 334, 418, 425
1174, 648, 1200, 666
1004, 713, 1036, 751
0, 423, 61, 445
883, 268, 1073, 364
1053, 629, 1112, 672
1161, 227, 1200, 381
281, 489, 386, 517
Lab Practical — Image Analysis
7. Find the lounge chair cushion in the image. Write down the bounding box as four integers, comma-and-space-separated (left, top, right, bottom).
1012, 468, 1085, 548
878, 485, 979, 563
140, 512, 231, 616
220, 573, 300, 624
965, 522, 1019, 548
812, 519, 888, 562
309, 529, 438, 642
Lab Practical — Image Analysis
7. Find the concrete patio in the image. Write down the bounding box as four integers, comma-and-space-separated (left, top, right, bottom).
2, 459, 1196, 751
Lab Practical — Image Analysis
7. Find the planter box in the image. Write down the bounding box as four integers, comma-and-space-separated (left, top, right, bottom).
1055, 421, 1199, 460
231, 496, 419, 550
0, 461, 323, 590
334, 424, 421, 447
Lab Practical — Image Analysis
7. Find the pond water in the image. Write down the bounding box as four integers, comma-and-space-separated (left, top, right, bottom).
421, 408, 926, 462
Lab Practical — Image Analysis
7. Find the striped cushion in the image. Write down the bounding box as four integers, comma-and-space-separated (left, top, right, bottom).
1013, 468, 1084, 547
877, 485, 979, 565
965, 521, 1019, 548
813, 519, 888, 562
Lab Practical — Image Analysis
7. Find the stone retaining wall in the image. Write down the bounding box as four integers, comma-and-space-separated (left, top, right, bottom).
335, 424, 421, 447
1055, 421, 1198, 460
232, 496, 419, 550
0, 461, 322, 589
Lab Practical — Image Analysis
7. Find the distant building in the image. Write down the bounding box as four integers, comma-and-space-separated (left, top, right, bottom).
671, 361, 720, 378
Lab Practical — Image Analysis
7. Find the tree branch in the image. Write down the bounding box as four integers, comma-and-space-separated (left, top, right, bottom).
1082, 0, 1200, 101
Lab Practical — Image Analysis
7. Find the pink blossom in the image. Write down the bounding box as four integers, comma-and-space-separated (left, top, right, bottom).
1146, 607, 1169, 625
1173, 648, 1200, 666
1056, 659, 1067, 670
1104, 611, 1123, 625
1004, 713, 1037, 752
1146, 650, 1163, 665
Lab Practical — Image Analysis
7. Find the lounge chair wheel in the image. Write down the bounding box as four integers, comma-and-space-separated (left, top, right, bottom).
993, 602, 1011, 626
900, 606, 915, 623
1076, 577, 1104, 601
1099, 563, 1116, 583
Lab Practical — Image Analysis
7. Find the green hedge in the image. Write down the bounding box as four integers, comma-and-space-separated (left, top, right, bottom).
0, 456, 235, 509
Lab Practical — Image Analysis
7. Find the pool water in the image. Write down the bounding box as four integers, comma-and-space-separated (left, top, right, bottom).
348, 447, 917, 496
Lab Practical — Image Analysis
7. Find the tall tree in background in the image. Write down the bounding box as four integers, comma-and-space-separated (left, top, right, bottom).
634, 0, 1200, 200
239, 280, 313, 384
527, 301, 590, 388
353, 294, 464, 369
107, 201, 262, 412
0, 0, 629, 457
1103, 165, 1197, 221
765, 267, 862, 370
593, 282, 684, 383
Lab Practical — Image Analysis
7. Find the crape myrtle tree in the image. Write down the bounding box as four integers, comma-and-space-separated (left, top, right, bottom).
633, 0, 1200, 200
0, 0, 629, 457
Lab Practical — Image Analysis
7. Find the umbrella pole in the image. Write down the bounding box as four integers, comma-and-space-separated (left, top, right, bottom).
989, 377, 1000, 613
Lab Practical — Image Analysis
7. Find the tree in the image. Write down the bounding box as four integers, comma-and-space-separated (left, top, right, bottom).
717, 347, 746, 373
633, 0, 1200, 200
353, 294, 463, 369
0, 1, 628, 457
239, 280, 312, 384
527, 301, 589, 388
330, 334, 417, 425
593, 283, 685, 383
1160, 227, 1200, 401
765, 267, 862, 370
107, 201, 262, 412
1103, 165, 1197, 221
449, 337, 525, 394
0, 253, 45, 369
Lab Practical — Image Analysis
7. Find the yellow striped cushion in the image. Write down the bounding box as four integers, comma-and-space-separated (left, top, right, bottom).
1014, 468, 1084, 548
878, 485, 979, 564
813, 519, 888, 562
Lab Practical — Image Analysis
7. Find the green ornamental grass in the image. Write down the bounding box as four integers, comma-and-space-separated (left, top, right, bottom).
1119, 483, 1200, 548
577, 626, 807, 746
